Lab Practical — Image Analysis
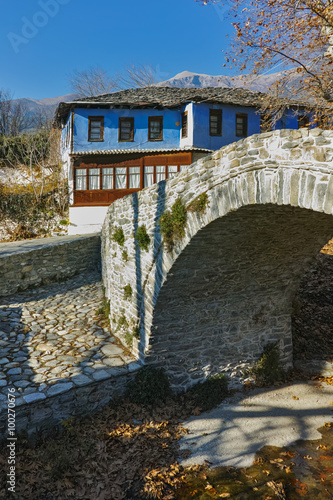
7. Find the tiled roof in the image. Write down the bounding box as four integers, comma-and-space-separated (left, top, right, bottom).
71, 86, 266, 107
70, 146, 212, 156
55, 86, 268, 125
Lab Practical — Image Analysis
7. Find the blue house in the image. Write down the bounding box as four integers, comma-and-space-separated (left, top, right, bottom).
55, 86, 312, 234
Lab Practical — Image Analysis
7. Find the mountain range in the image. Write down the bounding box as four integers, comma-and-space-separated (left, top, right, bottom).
156, 70, 286, 93
14, 69, 301, 118
12, 93, 80, 122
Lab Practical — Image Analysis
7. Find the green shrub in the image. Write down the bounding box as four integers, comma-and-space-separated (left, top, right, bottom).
187, 193, 209, 214
122, 249, 128, 262
125, 366, 172, 406
124, 284, 132, 300
0, 130, 50, 166
112, 226, 125, 246
159, 198, 187, 251
187, 373, 228, 411
136, 224, 150, 251
248, 343, 285, 385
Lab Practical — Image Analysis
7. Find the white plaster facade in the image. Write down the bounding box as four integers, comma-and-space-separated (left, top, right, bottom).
68, 206, 109, 235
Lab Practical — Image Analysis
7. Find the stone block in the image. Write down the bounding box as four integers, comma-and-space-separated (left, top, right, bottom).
47, 382, 74, 397
23, 392, 46, 404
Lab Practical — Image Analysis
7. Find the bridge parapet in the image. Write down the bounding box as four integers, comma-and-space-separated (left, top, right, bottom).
101, 129, 333, 389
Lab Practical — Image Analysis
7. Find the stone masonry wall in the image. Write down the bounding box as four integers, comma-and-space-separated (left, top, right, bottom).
0, 365, 139, 443
101, 128, 333, 390
0, 234, 101, 297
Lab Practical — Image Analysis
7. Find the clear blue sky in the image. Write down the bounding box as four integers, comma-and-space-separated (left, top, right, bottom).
0, 0, 234, 99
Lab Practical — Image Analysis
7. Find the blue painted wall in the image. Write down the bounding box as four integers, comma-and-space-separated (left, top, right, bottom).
192, 103, 261, 149
72, 108, 184, 153
65, 103, 314, 155
276, 111, 298, 130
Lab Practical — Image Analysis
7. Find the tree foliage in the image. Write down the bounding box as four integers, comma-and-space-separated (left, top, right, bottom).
199, 0, 333, 121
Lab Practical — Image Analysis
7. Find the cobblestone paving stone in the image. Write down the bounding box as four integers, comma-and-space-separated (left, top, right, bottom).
0, 271, 134, 408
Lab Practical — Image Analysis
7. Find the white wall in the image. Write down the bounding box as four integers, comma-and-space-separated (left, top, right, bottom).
69, 206, 109, 235
179, 102, 194, 149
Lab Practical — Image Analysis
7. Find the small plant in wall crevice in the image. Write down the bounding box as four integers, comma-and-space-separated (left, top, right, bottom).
159, 198, 187, 252
187, 192, 209, 215
135, 224, 150, 252
123, 284, 132, 300
95, 290, 110, 324
117, 313, 128, 331
132, 325, 140, 339
112, 226, 125, 246
124, 326, 140, 348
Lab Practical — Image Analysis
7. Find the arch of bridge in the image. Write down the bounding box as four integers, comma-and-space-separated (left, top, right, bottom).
101, 128, 333, 389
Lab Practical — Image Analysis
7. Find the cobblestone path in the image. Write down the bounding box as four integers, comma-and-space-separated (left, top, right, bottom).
0, 272, 134, 408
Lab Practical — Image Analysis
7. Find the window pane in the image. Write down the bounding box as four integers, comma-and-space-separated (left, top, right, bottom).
129, 166, 140, 188
129, 174, 140, 188
102, 167, 113, 189
89, 168, 100, 190
75, 169, 86, 190
144, 166, 154, 187
89, 119, 103, 140
236, 115, 247, 137
149, 118, 162, 140
116, 167, 126, 175
179, 165, 187, 172
182, 112, 188, 138
90, 132, 101, 140
210, 110, 222, 136
168, 165, 178, 179
115, 176, 126, 189
156, 165, 165, 183
120, 119, 133, 141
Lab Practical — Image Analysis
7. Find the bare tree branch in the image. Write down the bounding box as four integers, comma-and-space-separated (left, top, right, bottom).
117, 64, 158, 89
0, 89, 31, 136
69, 66, 119, 98
69, 64, 160, 98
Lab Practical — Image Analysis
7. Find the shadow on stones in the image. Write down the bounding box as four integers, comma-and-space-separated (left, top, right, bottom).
0, 271, 101, 307
0, 270, 139, 440
132, 180, 166, 359
292, 251, 333, 375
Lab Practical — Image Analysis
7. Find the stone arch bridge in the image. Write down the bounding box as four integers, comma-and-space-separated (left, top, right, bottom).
101, 128, 333, 390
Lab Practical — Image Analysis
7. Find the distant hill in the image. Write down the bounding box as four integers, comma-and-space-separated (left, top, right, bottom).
13, 93, 80, 114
